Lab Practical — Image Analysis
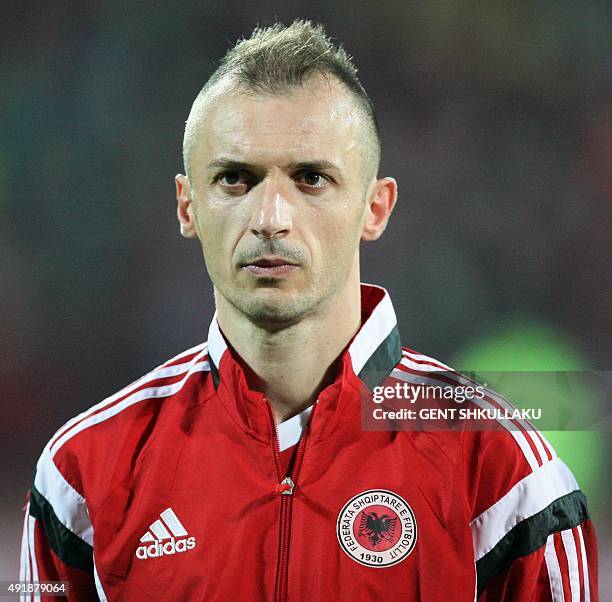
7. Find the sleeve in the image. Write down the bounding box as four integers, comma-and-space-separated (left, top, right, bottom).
478, 520, 598, 601
468, 430, 599, 601
19, 446, 100, 602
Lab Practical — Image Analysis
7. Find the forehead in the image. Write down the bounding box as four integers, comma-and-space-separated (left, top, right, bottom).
189, 78, 364, 171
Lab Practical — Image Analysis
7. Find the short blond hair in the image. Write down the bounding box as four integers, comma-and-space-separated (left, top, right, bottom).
183, 20, 380, 185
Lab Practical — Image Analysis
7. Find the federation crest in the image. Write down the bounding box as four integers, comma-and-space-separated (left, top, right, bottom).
336, 489, 417, 567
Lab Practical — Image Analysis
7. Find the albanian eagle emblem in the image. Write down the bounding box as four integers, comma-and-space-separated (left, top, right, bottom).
336, 489, 417, 568
357, 511, 398, 547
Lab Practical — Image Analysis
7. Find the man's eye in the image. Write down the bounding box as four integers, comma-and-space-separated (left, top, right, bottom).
218, 171, 249, 187
297, 171, 328, 188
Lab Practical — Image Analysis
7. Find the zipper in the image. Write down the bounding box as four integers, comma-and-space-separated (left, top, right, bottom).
266, 399, 315, 602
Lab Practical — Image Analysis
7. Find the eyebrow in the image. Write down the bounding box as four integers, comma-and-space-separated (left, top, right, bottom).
287, 160, 341, 173
206, 157, 342, 174
207, 158, 254, 171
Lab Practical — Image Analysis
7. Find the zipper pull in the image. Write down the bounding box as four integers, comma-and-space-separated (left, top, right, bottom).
275, 477, 295, 495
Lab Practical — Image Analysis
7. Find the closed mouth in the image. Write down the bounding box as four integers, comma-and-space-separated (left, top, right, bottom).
243, 257, 298, 268
241, 257, 299, 275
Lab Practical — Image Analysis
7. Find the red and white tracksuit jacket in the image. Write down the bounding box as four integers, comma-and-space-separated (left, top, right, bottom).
20, 284, 598, 601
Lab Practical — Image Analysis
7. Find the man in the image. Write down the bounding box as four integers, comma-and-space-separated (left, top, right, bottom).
20, 20, 597, 601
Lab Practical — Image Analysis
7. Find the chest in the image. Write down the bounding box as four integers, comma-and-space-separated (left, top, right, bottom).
90, 412, 476, 600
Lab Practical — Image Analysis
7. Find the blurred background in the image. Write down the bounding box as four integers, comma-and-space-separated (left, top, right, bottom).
1, 0, 610, 594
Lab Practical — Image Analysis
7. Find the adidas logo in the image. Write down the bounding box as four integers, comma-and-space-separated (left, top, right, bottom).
135, 507, 196, 560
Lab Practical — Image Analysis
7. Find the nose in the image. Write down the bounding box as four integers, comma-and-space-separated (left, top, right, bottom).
248, 172, 293, 239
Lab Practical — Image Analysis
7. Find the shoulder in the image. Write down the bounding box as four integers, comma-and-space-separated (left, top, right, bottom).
26, 342, 212, 559
392, 345, 556, 473
390, 346, 580, 510
33, 342, 212, 499
391, 346, 590, 588
50, 341, 210, 455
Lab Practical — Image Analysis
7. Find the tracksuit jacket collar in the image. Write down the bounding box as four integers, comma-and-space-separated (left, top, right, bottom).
206, 283, 402, 444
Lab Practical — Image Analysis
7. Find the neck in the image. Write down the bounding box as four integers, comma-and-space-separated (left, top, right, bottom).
215, 279, 362, 424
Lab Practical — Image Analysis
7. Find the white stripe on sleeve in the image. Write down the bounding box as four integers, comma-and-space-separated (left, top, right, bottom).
19, 504, 29, 582
401, 350, 451, 370
471, 457, 579, 561
399, 355, 556, 466
19, 505, 30, 601
48, 345, 207, 456
50, 361, 210, 455
545, 534, 565, 602
34, 448, 93, 545
391, 367, 541, 471
27, 515, 41, 601
561, 529, 580, 601
576, 525, 591, 602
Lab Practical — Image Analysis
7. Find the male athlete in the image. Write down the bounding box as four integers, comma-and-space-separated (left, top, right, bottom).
20, 20, 598, 601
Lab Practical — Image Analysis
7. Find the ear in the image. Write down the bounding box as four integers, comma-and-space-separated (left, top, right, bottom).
361, 177, 397, 241
175, 174, 198, 239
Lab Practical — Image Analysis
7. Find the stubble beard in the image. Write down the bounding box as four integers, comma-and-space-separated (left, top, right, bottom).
222, 280, 319, 329
210, 237, 359, 331
213, 239, 322, 328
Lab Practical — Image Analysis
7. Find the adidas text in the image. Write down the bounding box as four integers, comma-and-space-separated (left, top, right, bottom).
136, 536, 196, 560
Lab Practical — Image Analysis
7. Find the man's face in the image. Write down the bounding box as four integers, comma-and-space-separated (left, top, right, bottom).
178, 79, 378, 326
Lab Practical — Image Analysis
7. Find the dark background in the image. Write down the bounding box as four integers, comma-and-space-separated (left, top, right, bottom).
1, 0, 610, 592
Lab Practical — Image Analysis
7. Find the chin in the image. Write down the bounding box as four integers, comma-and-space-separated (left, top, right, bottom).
239, 288, 314, 327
